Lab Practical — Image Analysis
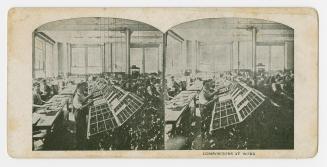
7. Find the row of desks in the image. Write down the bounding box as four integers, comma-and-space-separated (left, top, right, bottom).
32, 85, 77, 139
210, 81, 266, 131
165, 90, 198, 126
165, 80, 203, 125
86, 79, 145, 138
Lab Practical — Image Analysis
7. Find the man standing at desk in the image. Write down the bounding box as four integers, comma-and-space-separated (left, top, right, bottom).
73, 82, 94, 150
198, 79, 220, 133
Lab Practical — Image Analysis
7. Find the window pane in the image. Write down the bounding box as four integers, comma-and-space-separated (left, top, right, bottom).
35, 37, 43, 49
45, 43, 53, 77
271, 46, 284, 71
87, 47, 101, 66
166, 36, 182, 75
71, 47, 86, 74
145, 48, 159, 73
72, 48, 85, 67
112, 43, 126, 72
256, 46, 269, 71
130, 48, 142, 70
35, 48, 43, 70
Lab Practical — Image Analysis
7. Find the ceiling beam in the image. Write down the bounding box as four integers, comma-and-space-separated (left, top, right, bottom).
37, 24, 159, 32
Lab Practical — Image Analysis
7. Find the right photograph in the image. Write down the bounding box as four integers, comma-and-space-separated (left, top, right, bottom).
164, 18, 294, 150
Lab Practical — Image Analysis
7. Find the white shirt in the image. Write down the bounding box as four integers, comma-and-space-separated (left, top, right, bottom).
199, 88, 210, 105
73, 91, 86, 109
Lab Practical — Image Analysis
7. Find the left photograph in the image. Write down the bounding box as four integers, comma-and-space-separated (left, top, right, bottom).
32, 17, 165, 150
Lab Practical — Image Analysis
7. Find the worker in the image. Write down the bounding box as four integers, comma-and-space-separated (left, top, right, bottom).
198, 79, 220, 133
72, 82, 94, 150
40, 79, 52, 101
32, 82, 49, 112
167, 76, 180, 97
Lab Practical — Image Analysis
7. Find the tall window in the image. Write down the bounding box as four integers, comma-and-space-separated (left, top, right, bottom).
70, 45, 103, 75
130, 48, 143, 71
87, 47, 102, 74
71, 47, 86, 74
271, 46, 284, 71
34, 37, 44, 71
33, 35, 54, 78
256, 46, 269, 71
166, 35, 182, 75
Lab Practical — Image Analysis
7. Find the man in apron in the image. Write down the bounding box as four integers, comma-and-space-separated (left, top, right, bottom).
72, 82, 94, 150
198, 79, 220, 134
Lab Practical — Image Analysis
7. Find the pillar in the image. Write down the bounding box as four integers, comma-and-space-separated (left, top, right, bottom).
194, 40, 198, 74
142, 47, 146, 73
102, 44, 105, 73
268, 45, 272, 73
237, 41, 240, 74
252, 27, 257, 87
230, 42, 233, 72
125, 29, 131, 75
110, 43, 113, 72
157, 46, 160, 73
32, 31, 36, 78
162, 32, 167, 98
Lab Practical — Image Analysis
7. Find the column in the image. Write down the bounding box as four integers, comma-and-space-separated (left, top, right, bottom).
252, 27, 257, 87
186, 40, 192, 69
157, 46, 160, 73
110, 43, 113, 72
125, 29, 131, 75
230, 42, 233, 71
284, 41, 294, 71
102, 44, 105, 73
85, 47, 88, 75
142, 47, 146, 73
162, 32, 167, 99
32, 31, 36, 78
237, 41, 240, 74
268, 45, 272, 73
68, 43, 72, 75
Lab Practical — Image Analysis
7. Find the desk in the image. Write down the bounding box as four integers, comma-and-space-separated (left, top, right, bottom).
33, 95, 70, 135
210, 81, 266, 131
165, 91, 198, 128
60, 85, 77, 96
187, 81, 203, 91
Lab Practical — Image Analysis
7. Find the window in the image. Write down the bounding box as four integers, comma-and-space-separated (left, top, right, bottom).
87, 47, 101, 67
166, 35, 182, 75
145, 48, 159, 73
87, 47, 102, 74
130, 48, 143, 70
45, 42, 53, 77
271, 46, 284, 71
72, 47, 85, 67
34, 37, 45, 71
33, 35, 54, 78
256, 46, 269, 71
71, 45, 103, 74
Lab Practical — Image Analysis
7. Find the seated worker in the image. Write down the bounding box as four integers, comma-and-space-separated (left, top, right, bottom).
167, 76, 180, 97
198, 79, 220, 133
40, 79, 52, 101
73, 82, 94, 150
32, 82, 48, 112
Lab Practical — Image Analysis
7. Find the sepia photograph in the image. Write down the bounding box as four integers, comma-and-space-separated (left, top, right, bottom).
6, 7, 318, 158
32, 17, 165, 150
164, 18, 294, 150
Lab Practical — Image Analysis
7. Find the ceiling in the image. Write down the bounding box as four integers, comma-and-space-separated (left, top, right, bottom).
171, 18, 294, 43
36, 17, 163, 44
37, 17, 160, 32
36, 17, 294, 45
